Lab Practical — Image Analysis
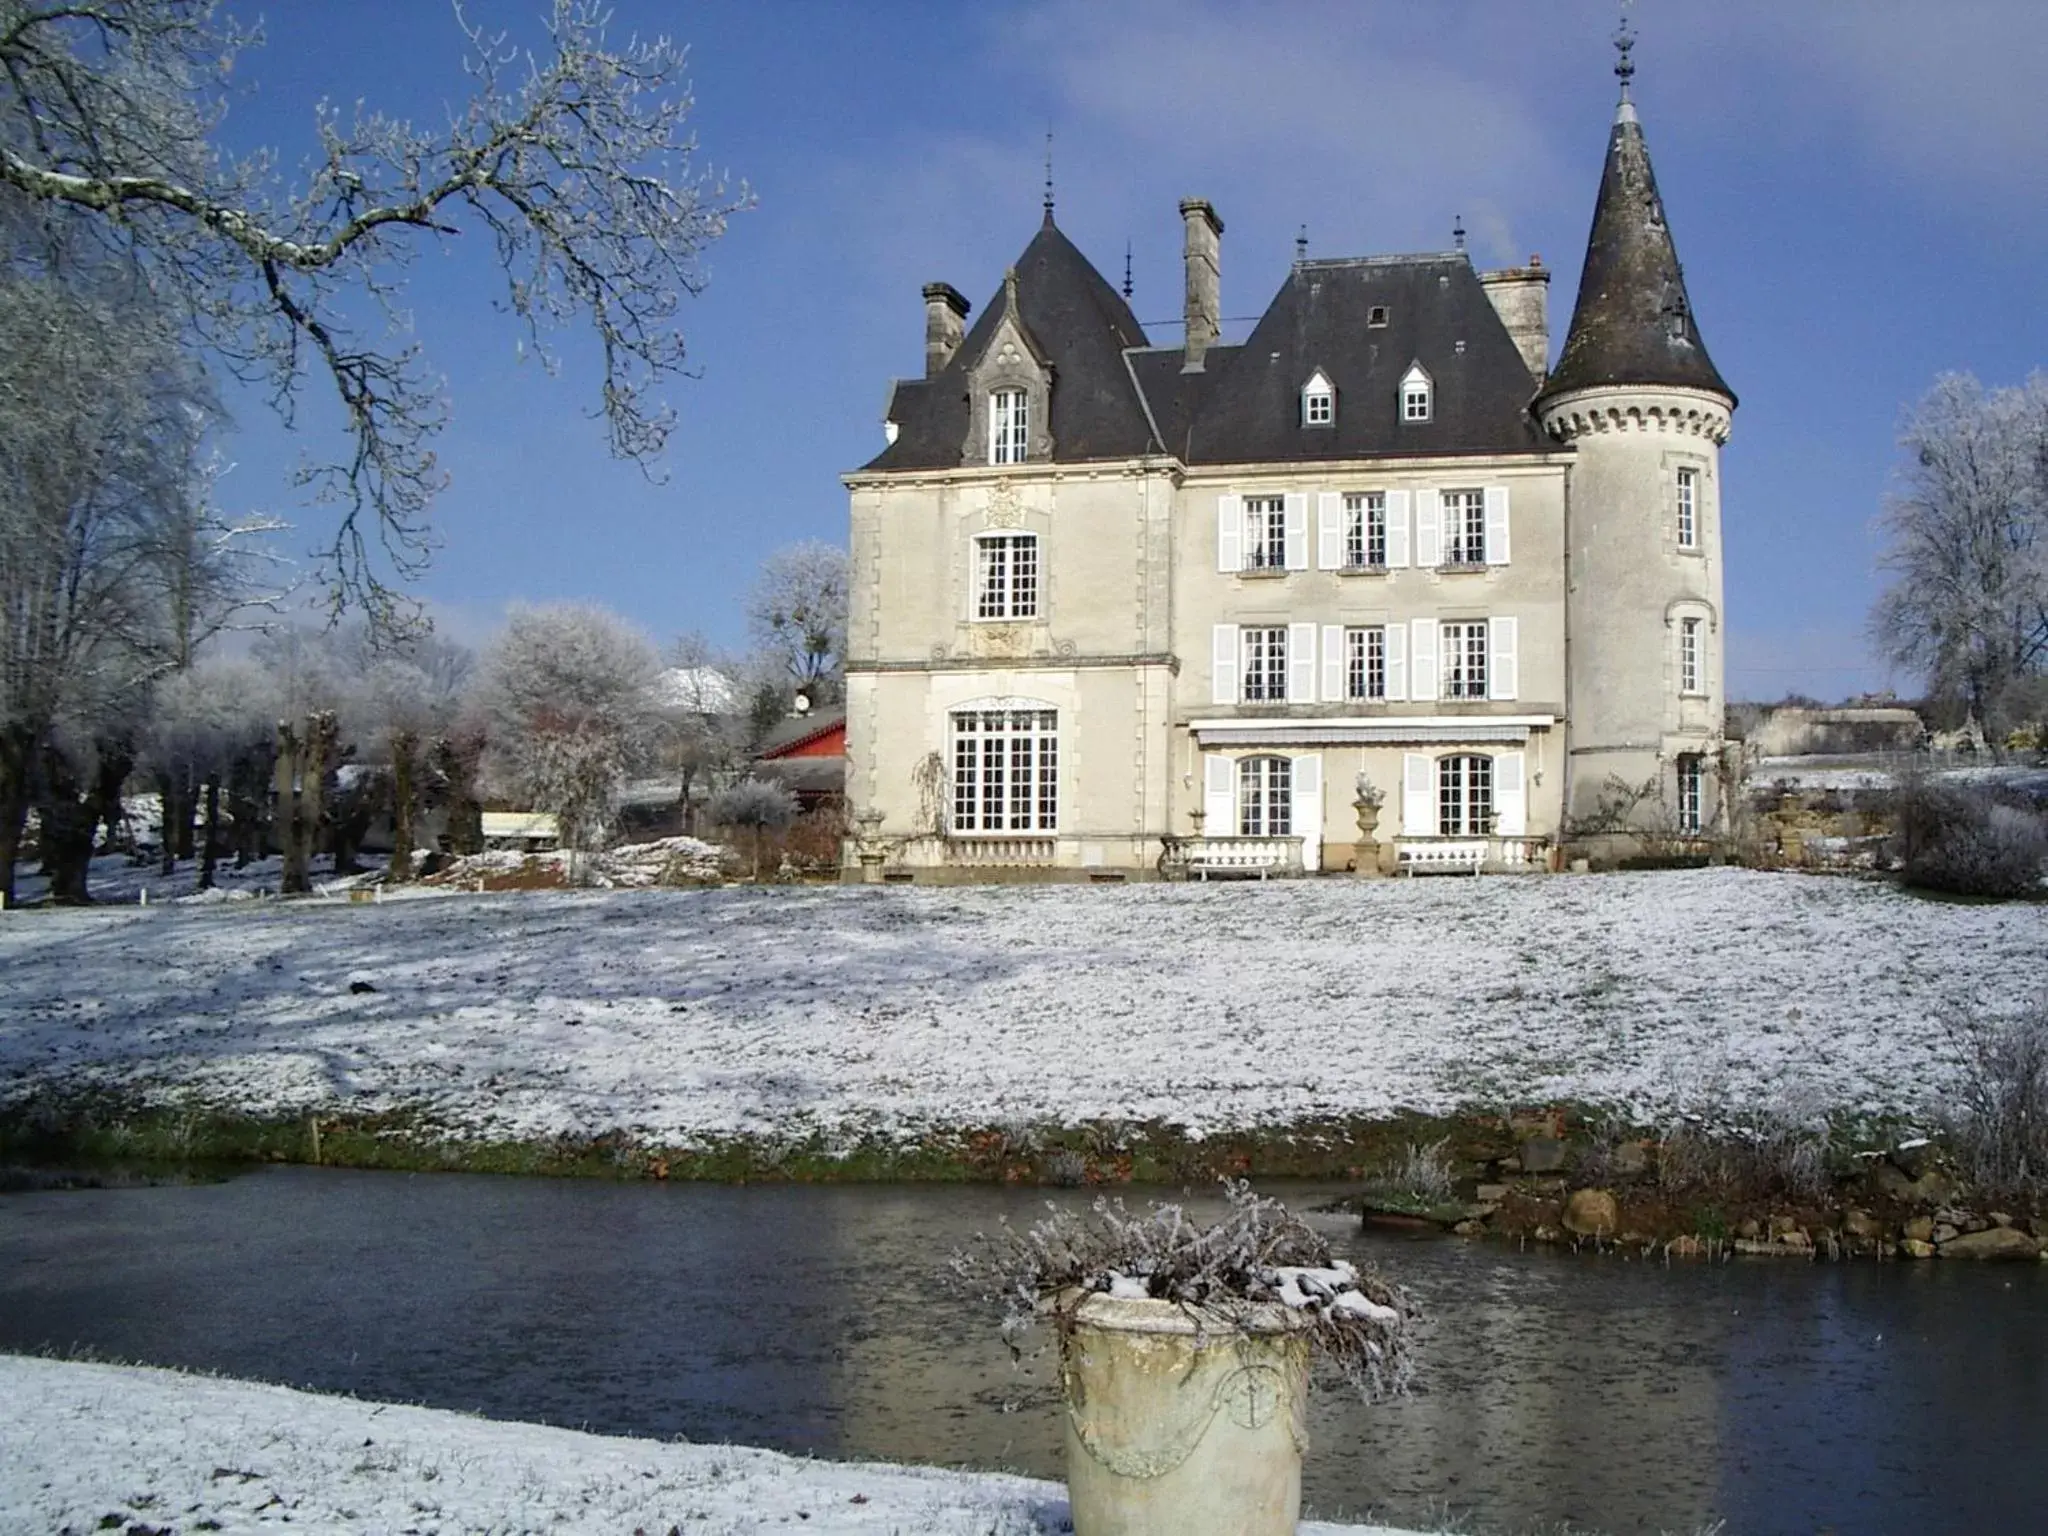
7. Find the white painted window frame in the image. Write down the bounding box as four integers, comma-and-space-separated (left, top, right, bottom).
988, 388, 1029, 465
973, 532, 1040, 620
950, 705, 1058, 833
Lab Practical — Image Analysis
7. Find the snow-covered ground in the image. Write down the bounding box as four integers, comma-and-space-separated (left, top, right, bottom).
0, 1355, 1414, 1535
1, 868, 2038, 1144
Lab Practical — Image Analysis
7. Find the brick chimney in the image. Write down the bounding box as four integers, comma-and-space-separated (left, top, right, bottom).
922, 282, 970, 378
1179, 198, 1223, 372
1479, 255, 1551, 381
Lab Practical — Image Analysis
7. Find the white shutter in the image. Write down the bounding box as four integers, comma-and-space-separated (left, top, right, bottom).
1489, 616, 1520, 701
1316, 492, 1343, 570
1385, 490, 1412, 568
1204, 754, 1235, 833
1415, 488, 1442, 568
1494, 750, 1527, 836
1402, 752, 1434, 837
1410, 618, 1439, 702
1322, 624, 1345, 703
1217, 494, 1242, 573
1287, 621, 1316, 704
1211, 624, 1239, 705
1384, 623, 1408, 701
1284, 492, 1310, 570
1484, 486, 1511, 565
1291, 754, 1323, 873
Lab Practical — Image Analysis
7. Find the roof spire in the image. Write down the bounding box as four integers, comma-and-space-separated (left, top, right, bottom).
1613, 2, 1638, 121
1295, 225, 1307, 264
1122, 240, 1133, 300
1042, 129, 1055, 222
1452, 214, 1467, 254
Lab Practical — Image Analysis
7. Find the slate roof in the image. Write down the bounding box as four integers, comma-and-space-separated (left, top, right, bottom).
1176, 255, 1547, 463
866, 222, 1564, 472
1538, 101, 1734, 407
864, 213, 1155, 471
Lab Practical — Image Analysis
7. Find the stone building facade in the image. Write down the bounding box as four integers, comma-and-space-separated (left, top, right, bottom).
842, 54, 1734, 881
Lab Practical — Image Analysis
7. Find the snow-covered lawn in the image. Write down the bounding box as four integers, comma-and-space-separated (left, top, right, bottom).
0, 1355, 1414, 1535
0, 868, 2038, 1145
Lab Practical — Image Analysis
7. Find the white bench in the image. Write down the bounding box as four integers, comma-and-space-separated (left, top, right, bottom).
1186, 836, 1300, 881
1398, 841, 1487, 876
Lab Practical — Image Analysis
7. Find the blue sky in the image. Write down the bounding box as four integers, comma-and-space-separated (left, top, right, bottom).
211, 0, 2048, 699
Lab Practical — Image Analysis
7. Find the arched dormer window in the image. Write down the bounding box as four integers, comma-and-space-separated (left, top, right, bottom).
1301, 370, 1334, 427
1400, 363, 1432, 423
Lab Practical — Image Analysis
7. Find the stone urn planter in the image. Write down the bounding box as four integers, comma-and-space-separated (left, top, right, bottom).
1059, 1291, 1312, 1536
955, 1183, 1417, 1536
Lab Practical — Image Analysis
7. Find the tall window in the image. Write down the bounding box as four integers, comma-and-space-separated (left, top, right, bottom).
1344, 492, 1386, 569
989, 388, 1028, 465
1676, 467, 1699, 549
1438, 754, 1494, 836
951, 708, 1058, 832
1345, 625, 1386, 701
1679, 617, 1703, 694
1302, 374, 1334, 426
1242, 626, 1287, 702
1237, 756, 1292, 836
1441, 621, 1489, 699
1243, 495, 1287, 570
1442, 489, 1486, 565
974, 534, 1039, 619
1677, 753, 1706, 835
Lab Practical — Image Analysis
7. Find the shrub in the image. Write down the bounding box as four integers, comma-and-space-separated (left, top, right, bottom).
1893, 779, 2047, 898
953, 1181, 1419, 1401
706, 778, 800, 879
1944, 1005, 2048, 1197
1657, 1116, 1830, 1202
1357, 1138, 1456, 1211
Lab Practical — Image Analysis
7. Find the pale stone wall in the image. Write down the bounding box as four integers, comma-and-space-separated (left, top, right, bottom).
1540, 385, 1733, 838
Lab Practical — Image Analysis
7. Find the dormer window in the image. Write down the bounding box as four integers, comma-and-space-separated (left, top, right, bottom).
1301, 370, 1334, 427
1400, 363, 1432, 423
989, 388, 1028, 465
1367, 306, 1389, 328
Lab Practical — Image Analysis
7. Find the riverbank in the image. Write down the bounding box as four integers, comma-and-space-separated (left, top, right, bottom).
0, 1354, 1419, 1535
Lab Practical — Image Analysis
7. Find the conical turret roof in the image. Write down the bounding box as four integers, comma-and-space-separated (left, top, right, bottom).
1538, 94, 1734, 408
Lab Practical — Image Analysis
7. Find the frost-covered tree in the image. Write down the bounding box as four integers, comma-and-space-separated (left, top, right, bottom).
252, 626, 358, 893
356, 633, 474, 881
1872, 372, 2048, 736
655, 630, 745, 832
144, 658, 277, 888
746, 542, 848, 709
0, 268, 218, 904
478, 604, 660, 862
0, 0, 744, 627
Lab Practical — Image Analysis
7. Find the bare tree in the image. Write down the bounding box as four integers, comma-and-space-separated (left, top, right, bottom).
477, 603, 660, 865
1872, 372, 2048, 736
0, 0, 745, 627
746, 541, 848, 709
356, 632, 474, 881
707, 777, 797, 881
144, 657, 277, 888
655, 630, 743, 832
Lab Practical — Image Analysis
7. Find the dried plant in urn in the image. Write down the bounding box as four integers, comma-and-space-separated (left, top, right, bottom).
955, 1181, 1418, 1536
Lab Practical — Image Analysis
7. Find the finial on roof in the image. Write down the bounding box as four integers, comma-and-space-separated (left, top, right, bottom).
1003, 264, 1019, 315
1453, 214, 1467, 254
1295, 225, 1308, 263
1613, 2, 1637, 114
1043, 129, 1054, 220
1122, 240, 1133, 300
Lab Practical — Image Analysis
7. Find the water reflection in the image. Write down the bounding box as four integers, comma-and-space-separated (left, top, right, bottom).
2, 1168, 2043, 1534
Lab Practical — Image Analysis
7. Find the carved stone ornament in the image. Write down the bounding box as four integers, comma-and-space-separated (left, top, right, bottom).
985, 479, 1024, 529
972, 625, 1031, 658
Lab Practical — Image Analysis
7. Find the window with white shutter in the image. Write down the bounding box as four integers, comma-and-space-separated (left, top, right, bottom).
1402, 753, 1433, 836
1437, 754, 1494, 836
1410, 618, 1439, 701
1211, 624, 1239, 705
1442, 489, 1486, 566
1203, 754, 1234, 831
1237, 755, 1292, 835
1484, 486, 1511, 565
1321, 624, 1345, 703
1283, 492, 1310, 571
1216, 494, 1242, 573
1384, 623, 1408, 701
1415, 489, 1443, 567
1243, 496, 1287, 571
1291, 754, 1323, 871
1384, 490, 1412, 568
1488, 616, 1519, 701
1494, 750, 1527, 836
1286, 621, 1316, 703
1242, 626, 1287, 702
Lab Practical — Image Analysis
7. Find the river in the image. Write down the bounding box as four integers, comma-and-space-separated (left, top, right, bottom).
3, 1167, 2044, 1534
